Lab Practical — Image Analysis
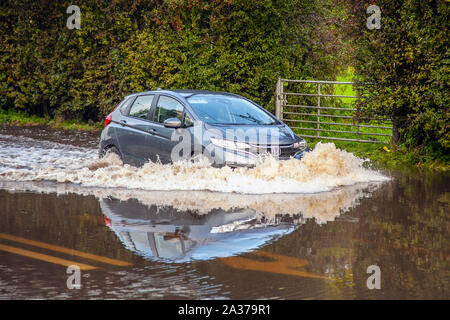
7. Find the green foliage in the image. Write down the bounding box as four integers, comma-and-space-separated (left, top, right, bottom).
347, 0, 449, 161
0, 0, 346, 122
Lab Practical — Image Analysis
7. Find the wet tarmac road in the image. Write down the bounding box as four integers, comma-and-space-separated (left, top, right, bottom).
0, 125, 448, 299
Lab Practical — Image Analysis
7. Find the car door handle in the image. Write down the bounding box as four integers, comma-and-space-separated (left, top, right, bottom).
120, 120, 127, 126
148, 128, 157, 133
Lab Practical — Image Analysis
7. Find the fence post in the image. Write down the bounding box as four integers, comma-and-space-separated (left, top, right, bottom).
317, 83, 321, 137
356, 84, 360, 140
275, 78, 282, 119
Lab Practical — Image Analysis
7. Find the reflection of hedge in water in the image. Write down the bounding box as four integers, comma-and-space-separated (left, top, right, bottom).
0, 190, 136, 263
267, 173, 449, 299
0, 0, 348, 123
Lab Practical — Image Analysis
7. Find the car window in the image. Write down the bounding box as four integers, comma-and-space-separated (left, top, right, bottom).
128, 95, 154, 120
186, 94, 277, 125
119, 97, 133, 115
155, 96, 184, 124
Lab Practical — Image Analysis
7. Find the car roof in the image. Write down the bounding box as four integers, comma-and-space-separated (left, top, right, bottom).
124, 89, 241, 99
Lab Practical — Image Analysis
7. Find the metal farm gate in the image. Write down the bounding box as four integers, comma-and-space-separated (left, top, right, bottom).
275, 78, 392, 143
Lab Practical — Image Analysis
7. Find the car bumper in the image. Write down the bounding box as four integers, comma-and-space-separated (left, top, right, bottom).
293, 147, 312, 160
216, 147, 311, 168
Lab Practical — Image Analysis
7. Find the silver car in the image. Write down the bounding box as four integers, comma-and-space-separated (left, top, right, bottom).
99, 89, 310, 167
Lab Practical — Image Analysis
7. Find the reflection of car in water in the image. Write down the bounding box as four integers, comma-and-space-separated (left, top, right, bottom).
100, 197, 301, 262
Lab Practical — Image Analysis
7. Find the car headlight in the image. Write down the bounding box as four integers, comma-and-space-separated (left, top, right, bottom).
210, 138, 251, 151
293, 139, 307, 149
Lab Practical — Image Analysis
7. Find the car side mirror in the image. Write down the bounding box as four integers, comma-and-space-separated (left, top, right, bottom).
163, 118, 182, 129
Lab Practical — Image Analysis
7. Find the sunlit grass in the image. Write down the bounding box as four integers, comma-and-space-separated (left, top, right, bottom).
0, 108, 102, 132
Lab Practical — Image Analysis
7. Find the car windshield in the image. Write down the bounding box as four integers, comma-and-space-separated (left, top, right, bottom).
186, 94, 278, 125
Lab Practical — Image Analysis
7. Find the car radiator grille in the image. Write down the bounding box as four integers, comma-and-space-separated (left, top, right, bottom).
250, 144, 299, 159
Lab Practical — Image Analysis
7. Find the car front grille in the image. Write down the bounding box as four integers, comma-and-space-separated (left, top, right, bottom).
250, 144, 301, 159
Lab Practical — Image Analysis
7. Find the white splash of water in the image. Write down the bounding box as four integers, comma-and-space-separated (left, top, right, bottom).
0, 133, 389, 194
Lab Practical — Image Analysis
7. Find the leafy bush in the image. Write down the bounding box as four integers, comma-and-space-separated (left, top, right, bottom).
0, 0, 346, 122
346, 0, 449, 159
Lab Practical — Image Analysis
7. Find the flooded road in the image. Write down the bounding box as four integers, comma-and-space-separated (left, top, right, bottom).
0, 125, 448, 299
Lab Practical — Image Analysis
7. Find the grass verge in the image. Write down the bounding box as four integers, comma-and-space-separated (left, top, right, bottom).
0, 108, 102, 132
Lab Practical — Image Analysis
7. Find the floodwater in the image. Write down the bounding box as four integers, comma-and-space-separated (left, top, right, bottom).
0, 125, 448, 299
